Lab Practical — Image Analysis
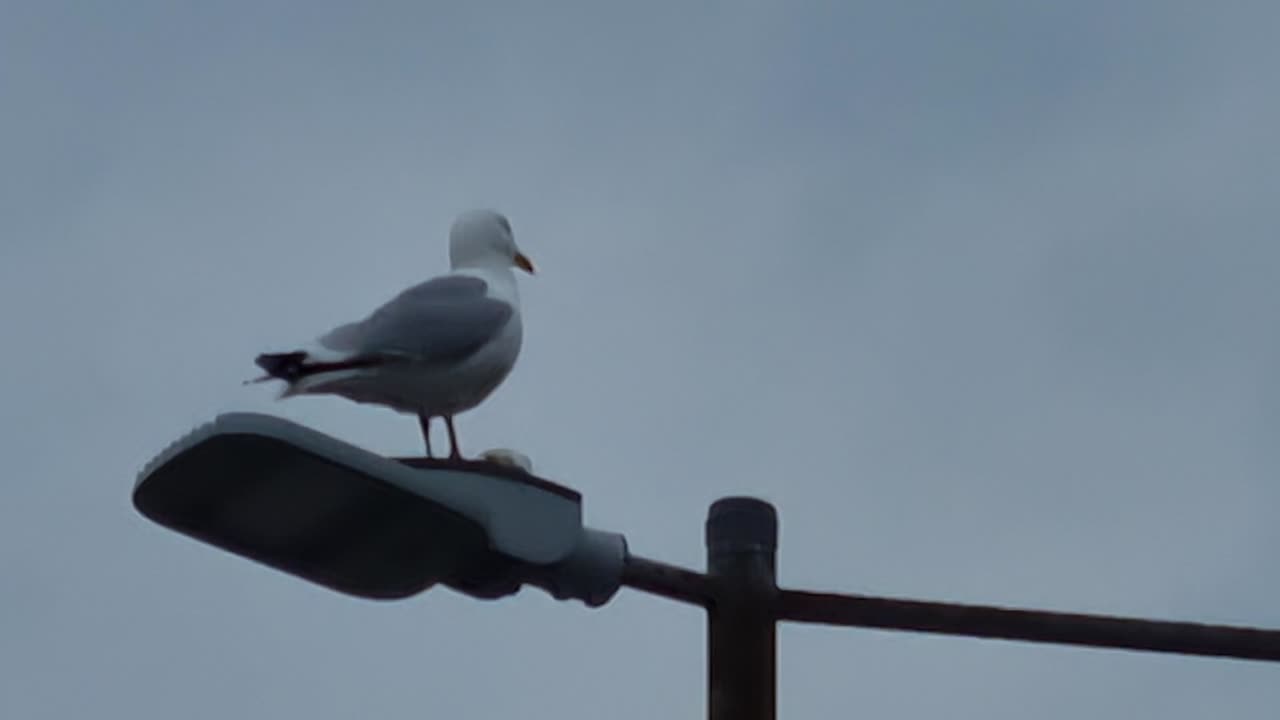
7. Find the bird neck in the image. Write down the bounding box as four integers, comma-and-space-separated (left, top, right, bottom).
457, 264, 519, 303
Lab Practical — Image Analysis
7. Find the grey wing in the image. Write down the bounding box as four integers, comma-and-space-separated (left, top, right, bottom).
319, 275, 513, 364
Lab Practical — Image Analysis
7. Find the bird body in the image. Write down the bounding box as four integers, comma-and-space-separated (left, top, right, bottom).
251, 209, 534, 458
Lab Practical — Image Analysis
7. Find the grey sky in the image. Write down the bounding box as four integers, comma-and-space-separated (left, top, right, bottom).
3, 1, 1279, 717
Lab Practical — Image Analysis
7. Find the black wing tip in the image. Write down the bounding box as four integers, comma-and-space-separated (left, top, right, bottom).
252, 352, 390, 384
254, 351, 308, 381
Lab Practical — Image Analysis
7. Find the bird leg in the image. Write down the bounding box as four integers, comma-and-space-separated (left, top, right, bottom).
418, 414, 434, 458
444, 415, 462, 460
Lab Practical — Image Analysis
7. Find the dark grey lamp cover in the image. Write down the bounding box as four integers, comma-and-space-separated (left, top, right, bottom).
133, 413, 587, 601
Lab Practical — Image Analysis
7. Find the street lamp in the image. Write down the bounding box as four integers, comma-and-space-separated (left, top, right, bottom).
135, 414, 1280, 720
134, 413, 625, 606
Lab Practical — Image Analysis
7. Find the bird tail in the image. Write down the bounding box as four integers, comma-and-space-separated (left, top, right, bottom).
243, 351, 392, 394
252, 351, 310, 381
243, 351, 310, 386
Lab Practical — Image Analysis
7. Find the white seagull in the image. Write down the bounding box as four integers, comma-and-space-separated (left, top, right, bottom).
250, 209, 535, 459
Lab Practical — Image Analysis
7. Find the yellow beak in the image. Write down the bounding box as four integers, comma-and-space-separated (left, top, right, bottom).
514, 252, 536, 275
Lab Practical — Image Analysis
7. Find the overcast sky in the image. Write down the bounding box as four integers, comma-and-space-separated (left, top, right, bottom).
4, 2, 1280, 717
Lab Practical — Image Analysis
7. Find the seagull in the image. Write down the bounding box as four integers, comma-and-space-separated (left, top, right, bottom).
249, 209, 534, 460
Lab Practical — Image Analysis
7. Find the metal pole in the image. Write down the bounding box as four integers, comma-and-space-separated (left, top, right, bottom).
777, 588, 1280, 662
622, 554, 715, 607
706, 497, 778, 720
